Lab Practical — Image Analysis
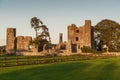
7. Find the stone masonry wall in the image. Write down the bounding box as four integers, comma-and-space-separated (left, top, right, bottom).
67, 20, 94, 53
6, 28, 16, 54
16, 36, 24, 51
16, 36, 32, 52
24, 36, 32, 51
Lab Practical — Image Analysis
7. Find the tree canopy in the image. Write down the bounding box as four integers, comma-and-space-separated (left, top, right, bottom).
30, 17, 51, 42
30, 17, 51, 52
94, 19, 120, 52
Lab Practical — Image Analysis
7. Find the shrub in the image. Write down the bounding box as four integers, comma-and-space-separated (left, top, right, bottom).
81, 46, 104, 54
81, 46, 92, 53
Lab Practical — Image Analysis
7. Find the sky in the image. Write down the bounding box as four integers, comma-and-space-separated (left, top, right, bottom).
0, 0, 120, 46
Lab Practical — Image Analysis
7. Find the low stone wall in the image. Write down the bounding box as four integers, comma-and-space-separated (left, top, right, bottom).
103, 52, 120, 56
16, 52, 43, 56
69, 52, 120, 56
16, 51, 120, 56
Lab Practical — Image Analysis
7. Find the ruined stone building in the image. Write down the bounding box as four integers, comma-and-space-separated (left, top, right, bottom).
59, 33, 63, 43
56, 33, 66, 50
6, 28, 16, 54
67, 20, 94, 53
56, 20, 94, 54
6, 20, 94, 55
16, 36, 32, 51
6, 28, 32, 54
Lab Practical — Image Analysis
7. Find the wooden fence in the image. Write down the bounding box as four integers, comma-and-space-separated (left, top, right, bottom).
0, 53, 117, 67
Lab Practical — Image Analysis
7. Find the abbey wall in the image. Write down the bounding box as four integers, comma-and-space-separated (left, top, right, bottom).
16, 36, 32, 51
6, 28, 32, 54
67, 20, 94, 53
6, 20, 94, 55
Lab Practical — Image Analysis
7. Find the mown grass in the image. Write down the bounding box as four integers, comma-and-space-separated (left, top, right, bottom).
1, 57, 120, 80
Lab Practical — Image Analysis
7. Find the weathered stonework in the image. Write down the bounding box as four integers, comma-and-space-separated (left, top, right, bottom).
56, 33, 66, 50
16, 36, 24, 51
6, 28, 16, 54
16, 36, 32, 52
6, 20, 94, 55
67, 20, 94, 53
24, 36, 32, 50
6, 28, 32, 54
59, 33, 63, 43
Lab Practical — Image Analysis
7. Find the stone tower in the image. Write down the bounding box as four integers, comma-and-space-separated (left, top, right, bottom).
67, 20, 94, 53
6, 28, 16, 54
59, 33, 63, 43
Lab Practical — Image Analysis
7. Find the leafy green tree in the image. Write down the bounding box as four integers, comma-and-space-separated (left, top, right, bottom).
30, 17, 51, 42
37, 25, 51, 42
115, 30, 120, 51
94, 19, 120, 52
30, 17, 51, 52
30, 17, 43, 38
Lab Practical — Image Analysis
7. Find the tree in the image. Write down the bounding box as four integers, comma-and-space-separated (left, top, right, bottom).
94, 19, 120, 52
114, 30, 120, 51
37, 25, 51, 42
30, 17, 43, 38
30, 17, 51, 52
30, 17, 51, 42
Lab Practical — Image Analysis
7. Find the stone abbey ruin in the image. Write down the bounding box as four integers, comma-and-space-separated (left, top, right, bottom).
67, 20, 94, 53
6, 28, 32, 53
6, 19, 95, 56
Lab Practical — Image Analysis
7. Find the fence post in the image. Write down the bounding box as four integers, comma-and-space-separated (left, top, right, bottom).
16, 57, 18, 66
26, 57, 29, 65
36, 56, 39, 64
3, 57, 6, 67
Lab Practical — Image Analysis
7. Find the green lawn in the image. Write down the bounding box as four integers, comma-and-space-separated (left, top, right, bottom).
1, 57, 120, 80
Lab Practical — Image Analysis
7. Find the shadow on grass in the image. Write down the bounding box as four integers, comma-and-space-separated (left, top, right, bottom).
1, 59, 120, 80
95, 61, 120, 80
0, 61, 90, 80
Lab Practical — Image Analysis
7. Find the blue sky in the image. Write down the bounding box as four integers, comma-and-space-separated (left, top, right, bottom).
0, 0, 120, 46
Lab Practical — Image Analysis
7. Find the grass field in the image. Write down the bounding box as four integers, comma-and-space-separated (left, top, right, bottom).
1, 56, 120, 80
